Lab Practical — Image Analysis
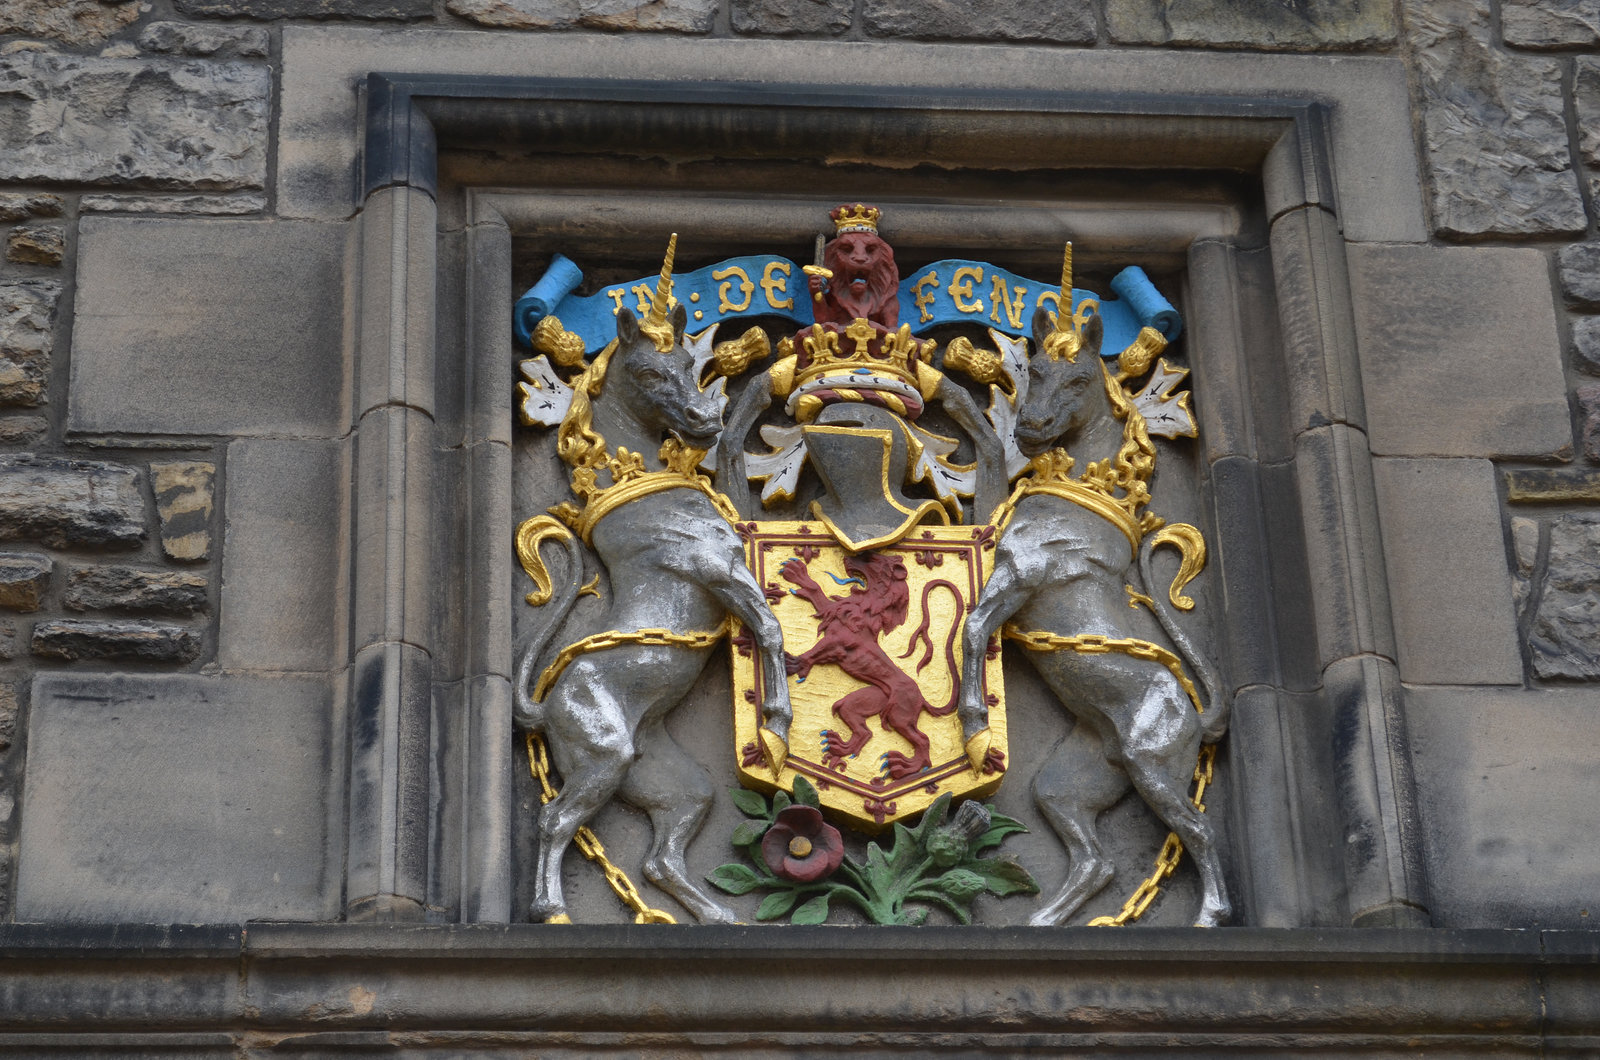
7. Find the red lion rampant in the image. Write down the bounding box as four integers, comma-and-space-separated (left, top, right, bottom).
782, 552, 963, 780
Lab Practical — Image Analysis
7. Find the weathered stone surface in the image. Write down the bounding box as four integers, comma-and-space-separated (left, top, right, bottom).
1510, 515, 1540, 615
0, 625, 16, 661
5, 225, 64, 267
1581, 383, 1600, 461
731, 0, 851, 35
1348, 244, 1572, 458
79, 192, 266, 215
1371, 458, 1522, 685
1408, 686, 1600, 928
219, 440, 342, 671
1576, 58, 1600, 212
1502, 0, 1600, 49
1573, 316, 1600, 375
1505, 467, 1600, 503
31, 619, 199, 662
151, 461, 214, 562
0, 416, 46, 446
0, 682, 14, 751
70, 218, 346, 437
1106, 0, 1395, 49
864, 0, 1094, 42
64, 566, 206, 615
1558, 242, 1600, 308
1529, 513, 1600, 679
0, 552, 51, 613
0, 193, 62, 222
179, 0, 429, 16
138, 21, 269, 57
0, 0, 146, 49
0, 51, 269, 190
1406, 0, 1586, 237
0, 281, 57, 407
446, 0, 717, 31
15, 672, 337, 923
0, 454, 144, 549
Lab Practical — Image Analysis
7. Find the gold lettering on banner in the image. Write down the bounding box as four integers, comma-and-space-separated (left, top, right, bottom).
990, 275, 1027, 330
714, 266, 755, 313
630, 283, 654, 315
949, 266, 984, 314
606, 288, 626, 316
912, 270, 940, 324
1036, 289, 1062, 316
761, 261, 794, 310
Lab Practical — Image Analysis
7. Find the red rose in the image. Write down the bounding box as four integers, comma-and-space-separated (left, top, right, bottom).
761, 805, 844, 883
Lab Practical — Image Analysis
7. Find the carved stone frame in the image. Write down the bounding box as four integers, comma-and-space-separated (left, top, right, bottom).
347, 72, 1428, 930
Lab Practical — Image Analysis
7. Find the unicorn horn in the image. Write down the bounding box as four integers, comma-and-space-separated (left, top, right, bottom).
647, 233, 677, 326
1058, 241, 1073, 319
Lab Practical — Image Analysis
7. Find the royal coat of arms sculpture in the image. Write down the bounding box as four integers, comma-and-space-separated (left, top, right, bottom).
511, 204, 1229, 928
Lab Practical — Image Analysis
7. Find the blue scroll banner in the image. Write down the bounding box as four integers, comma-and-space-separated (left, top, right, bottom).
514, 254, 1181, 359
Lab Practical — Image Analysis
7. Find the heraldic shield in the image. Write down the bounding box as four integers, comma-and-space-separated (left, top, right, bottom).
730, 522, 1007, 831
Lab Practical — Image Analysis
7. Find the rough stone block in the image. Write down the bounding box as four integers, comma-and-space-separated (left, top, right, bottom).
1406, 0, 1586, 238
64, 566, 207, 615
151, 461, 215, 562
1502, 0, 1600, 49
1106, 0, 1395, 49
1528, 513, 1600, 679
0, 193, 63, 222
0, 552, 51, 613
1559, 241, 1600, 309
447, 0, 716, 30
0, 624, 16, 661
79, 193, 266, 215
732, 0, 851, 35
1348, 244, 1572, 458
178, 0, 430, 16
5, 225, 64, 268
70, 218, 346, 438
864, 0, 1094, 41
0, 454, 144, 548
0, 281, 58, 408
219, 439, 343, 672
32, 619, 200, 663
138, 21, 271, 56
1580, 383, 1600, 460
0, 416, 45, 446
1408, 686, 1600, 928
1578, 58, 1600, 207
0, 0, 144, 48
1371, 458, 1522, 685
14, 672, 338, 923
0, 681, 14, 751
0, 51, 269, 190
1504, 466, 1600, 503
1573, 315, 1600, 374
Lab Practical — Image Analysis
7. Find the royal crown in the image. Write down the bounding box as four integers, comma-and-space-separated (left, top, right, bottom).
830, 203, 881, 235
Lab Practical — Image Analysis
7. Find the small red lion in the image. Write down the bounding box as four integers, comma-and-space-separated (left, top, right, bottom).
782, 552, 960, 780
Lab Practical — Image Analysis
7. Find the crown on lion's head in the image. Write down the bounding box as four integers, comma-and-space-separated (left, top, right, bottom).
830, 203, 881, 235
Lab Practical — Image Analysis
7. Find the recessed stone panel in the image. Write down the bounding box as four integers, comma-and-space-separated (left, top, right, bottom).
15, 672, 338, 924
1371, 458, 1522, 685
1348, 244, 1571, 458
69, 218, 347, 438
1408, 686, 1600, 928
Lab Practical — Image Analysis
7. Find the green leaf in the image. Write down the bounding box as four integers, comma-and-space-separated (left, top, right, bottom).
707, 863, 766, 895
792, 775, 821, 808
731, 819, 768, 847
906, 792, 952, 845
964, 853, 1040, 897
970, 807, 1028, 853
882, 822, 923, 877
772, 789, 792, 814
791, 893, 830, 924
728, 786, 770, 819
756, 889, 800, 920
863, 840, 892, 886
897, 907, 930, 926
906, 888, 972, 924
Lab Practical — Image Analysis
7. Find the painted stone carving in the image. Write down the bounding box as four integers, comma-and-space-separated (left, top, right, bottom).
512, 205, 1226, 927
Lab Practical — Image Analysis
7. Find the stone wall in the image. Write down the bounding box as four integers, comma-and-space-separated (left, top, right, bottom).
0, 0, 1597, 938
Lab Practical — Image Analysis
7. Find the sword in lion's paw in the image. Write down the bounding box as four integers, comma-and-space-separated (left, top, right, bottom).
759, 726, 788, 775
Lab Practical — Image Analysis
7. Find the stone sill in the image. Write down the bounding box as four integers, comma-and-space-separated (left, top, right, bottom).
0, 925, 1595, 1051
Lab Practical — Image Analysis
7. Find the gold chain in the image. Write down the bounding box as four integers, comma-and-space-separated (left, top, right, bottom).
1001, 625, 1214, 926
525, 731, 676, 925
533, 620, 731, 702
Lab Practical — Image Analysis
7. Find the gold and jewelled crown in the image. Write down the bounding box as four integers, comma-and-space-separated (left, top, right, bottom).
830, 203, 881, 235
